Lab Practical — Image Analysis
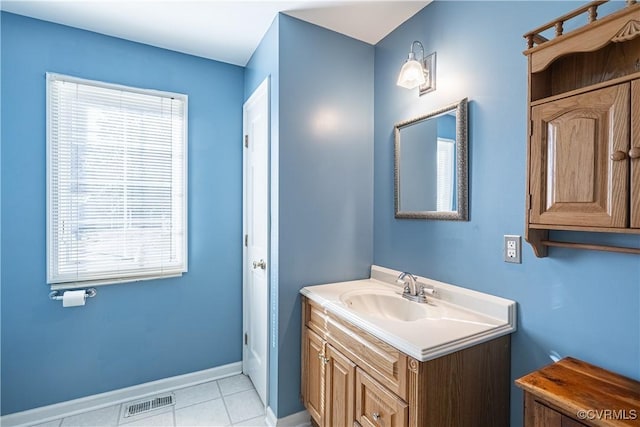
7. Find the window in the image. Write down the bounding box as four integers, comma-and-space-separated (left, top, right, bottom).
436, 137, 455, 211
47, 73, 187, 288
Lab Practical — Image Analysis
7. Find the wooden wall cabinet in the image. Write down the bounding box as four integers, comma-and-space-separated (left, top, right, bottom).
301, 296, 511, 427
523, 1, 640, 256
516, 357, 640, 427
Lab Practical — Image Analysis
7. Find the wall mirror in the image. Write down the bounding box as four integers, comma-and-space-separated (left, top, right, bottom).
394, 98, 468, 220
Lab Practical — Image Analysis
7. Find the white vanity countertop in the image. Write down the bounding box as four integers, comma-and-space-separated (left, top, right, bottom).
300, 265, 517, 362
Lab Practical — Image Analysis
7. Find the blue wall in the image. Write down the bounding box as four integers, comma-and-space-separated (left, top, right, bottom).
374, 2, 640, 426
244, 14, 374, 417
277, 15, 374, 417
1, 12, 245, 415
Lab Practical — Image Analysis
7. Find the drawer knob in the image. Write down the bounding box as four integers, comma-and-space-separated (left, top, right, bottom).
610, 150, 628, 161
630, 147, 640, 159
372, 412, 381, 421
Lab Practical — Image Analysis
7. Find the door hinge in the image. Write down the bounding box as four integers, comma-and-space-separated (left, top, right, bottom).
529, 120, 533, 136
244, 135, 249, 148
244, 234, 248, 247
527, 194, 532, 210
244, 333, 248, 345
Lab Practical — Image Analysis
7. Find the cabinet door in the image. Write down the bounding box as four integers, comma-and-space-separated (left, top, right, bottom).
324, 345, 356, 427
530, 399, 586, 427
355, 369, 408, 427
532, 399, 562, 426
529, 84, 630, 227
631, 80, 640, 228
304, 328, 326, 426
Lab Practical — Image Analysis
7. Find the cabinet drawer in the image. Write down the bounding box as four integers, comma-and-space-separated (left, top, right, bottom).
305, 298, 408, 399
355, 368, 408, 427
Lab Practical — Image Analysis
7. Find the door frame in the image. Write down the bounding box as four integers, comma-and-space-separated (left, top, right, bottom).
242, 76, 270, 404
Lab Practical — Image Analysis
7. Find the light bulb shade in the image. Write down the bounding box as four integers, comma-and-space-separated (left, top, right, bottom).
397, 59, 426, 89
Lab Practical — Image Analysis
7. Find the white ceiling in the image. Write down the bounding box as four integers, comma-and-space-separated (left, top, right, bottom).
1, 1, 430, 66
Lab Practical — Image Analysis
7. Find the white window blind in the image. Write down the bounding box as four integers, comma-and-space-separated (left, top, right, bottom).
47, 73, 187, 287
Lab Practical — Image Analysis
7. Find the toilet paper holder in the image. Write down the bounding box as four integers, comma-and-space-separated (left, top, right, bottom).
49, 288, 97, 301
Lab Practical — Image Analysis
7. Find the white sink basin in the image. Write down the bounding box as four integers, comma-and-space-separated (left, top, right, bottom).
300, 265, 517, 362
340, 290, 442, 321
339, 288, 503, 326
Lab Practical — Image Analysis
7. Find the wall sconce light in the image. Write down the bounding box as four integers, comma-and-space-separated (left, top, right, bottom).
396, 41, 436, 95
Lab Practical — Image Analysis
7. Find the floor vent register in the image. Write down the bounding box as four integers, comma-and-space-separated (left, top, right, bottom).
123, 394, 175, 418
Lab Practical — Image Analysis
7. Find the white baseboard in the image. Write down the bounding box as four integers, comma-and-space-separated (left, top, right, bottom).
1, 361, 242, 427
265, 406, 311, 427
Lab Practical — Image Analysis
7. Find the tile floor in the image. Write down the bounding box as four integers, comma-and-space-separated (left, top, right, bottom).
31, 374, 266, 427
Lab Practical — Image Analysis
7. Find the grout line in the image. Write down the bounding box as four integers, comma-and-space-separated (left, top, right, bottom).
216, 381, 234, 427
220, 388, 254, 397
173, 398, 222, 413
219, 391, 233, 426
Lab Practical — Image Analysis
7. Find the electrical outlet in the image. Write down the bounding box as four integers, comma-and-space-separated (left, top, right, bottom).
504, 235, 521, 264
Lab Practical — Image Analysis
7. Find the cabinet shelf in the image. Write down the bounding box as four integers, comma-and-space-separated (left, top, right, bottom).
527, 229, 640, 257
529, 70, 640, 107
529, 223, 640, 234
542, 239, 640, 255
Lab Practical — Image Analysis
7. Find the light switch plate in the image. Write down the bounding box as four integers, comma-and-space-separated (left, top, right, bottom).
504, 235, 521, 263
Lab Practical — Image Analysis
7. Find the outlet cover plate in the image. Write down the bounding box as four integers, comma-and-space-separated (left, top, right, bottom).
504, 235, 521, 264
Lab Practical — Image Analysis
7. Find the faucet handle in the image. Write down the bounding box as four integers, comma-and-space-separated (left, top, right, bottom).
419, 285, 437, 296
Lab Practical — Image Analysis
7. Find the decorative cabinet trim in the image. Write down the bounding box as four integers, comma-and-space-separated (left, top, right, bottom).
612, 19, 640, 42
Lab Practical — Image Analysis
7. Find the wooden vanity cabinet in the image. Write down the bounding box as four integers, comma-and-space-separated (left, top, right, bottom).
523, 1, 640, 256
301, 296, 511, 427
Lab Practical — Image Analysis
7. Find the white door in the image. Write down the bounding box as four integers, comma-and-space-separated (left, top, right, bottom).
242, 77, 269, 405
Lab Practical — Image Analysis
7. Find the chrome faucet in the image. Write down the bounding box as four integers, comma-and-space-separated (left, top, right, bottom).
396, 272, 437, 304
396, 272, 418, 295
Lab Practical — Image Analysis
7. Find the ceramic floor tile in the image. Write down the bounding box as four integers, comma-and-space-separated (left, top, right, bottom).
31, 420, 62, 427
61, 405, 120, 427
217, 375, 253, 396
29, 374, 260, 427
223, 389, 264, 424
120, 410, 175, 427
173, 380, 221, 409
232, 415, 267, 426
175, 399, 230, 427
117, 405, 173, 426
